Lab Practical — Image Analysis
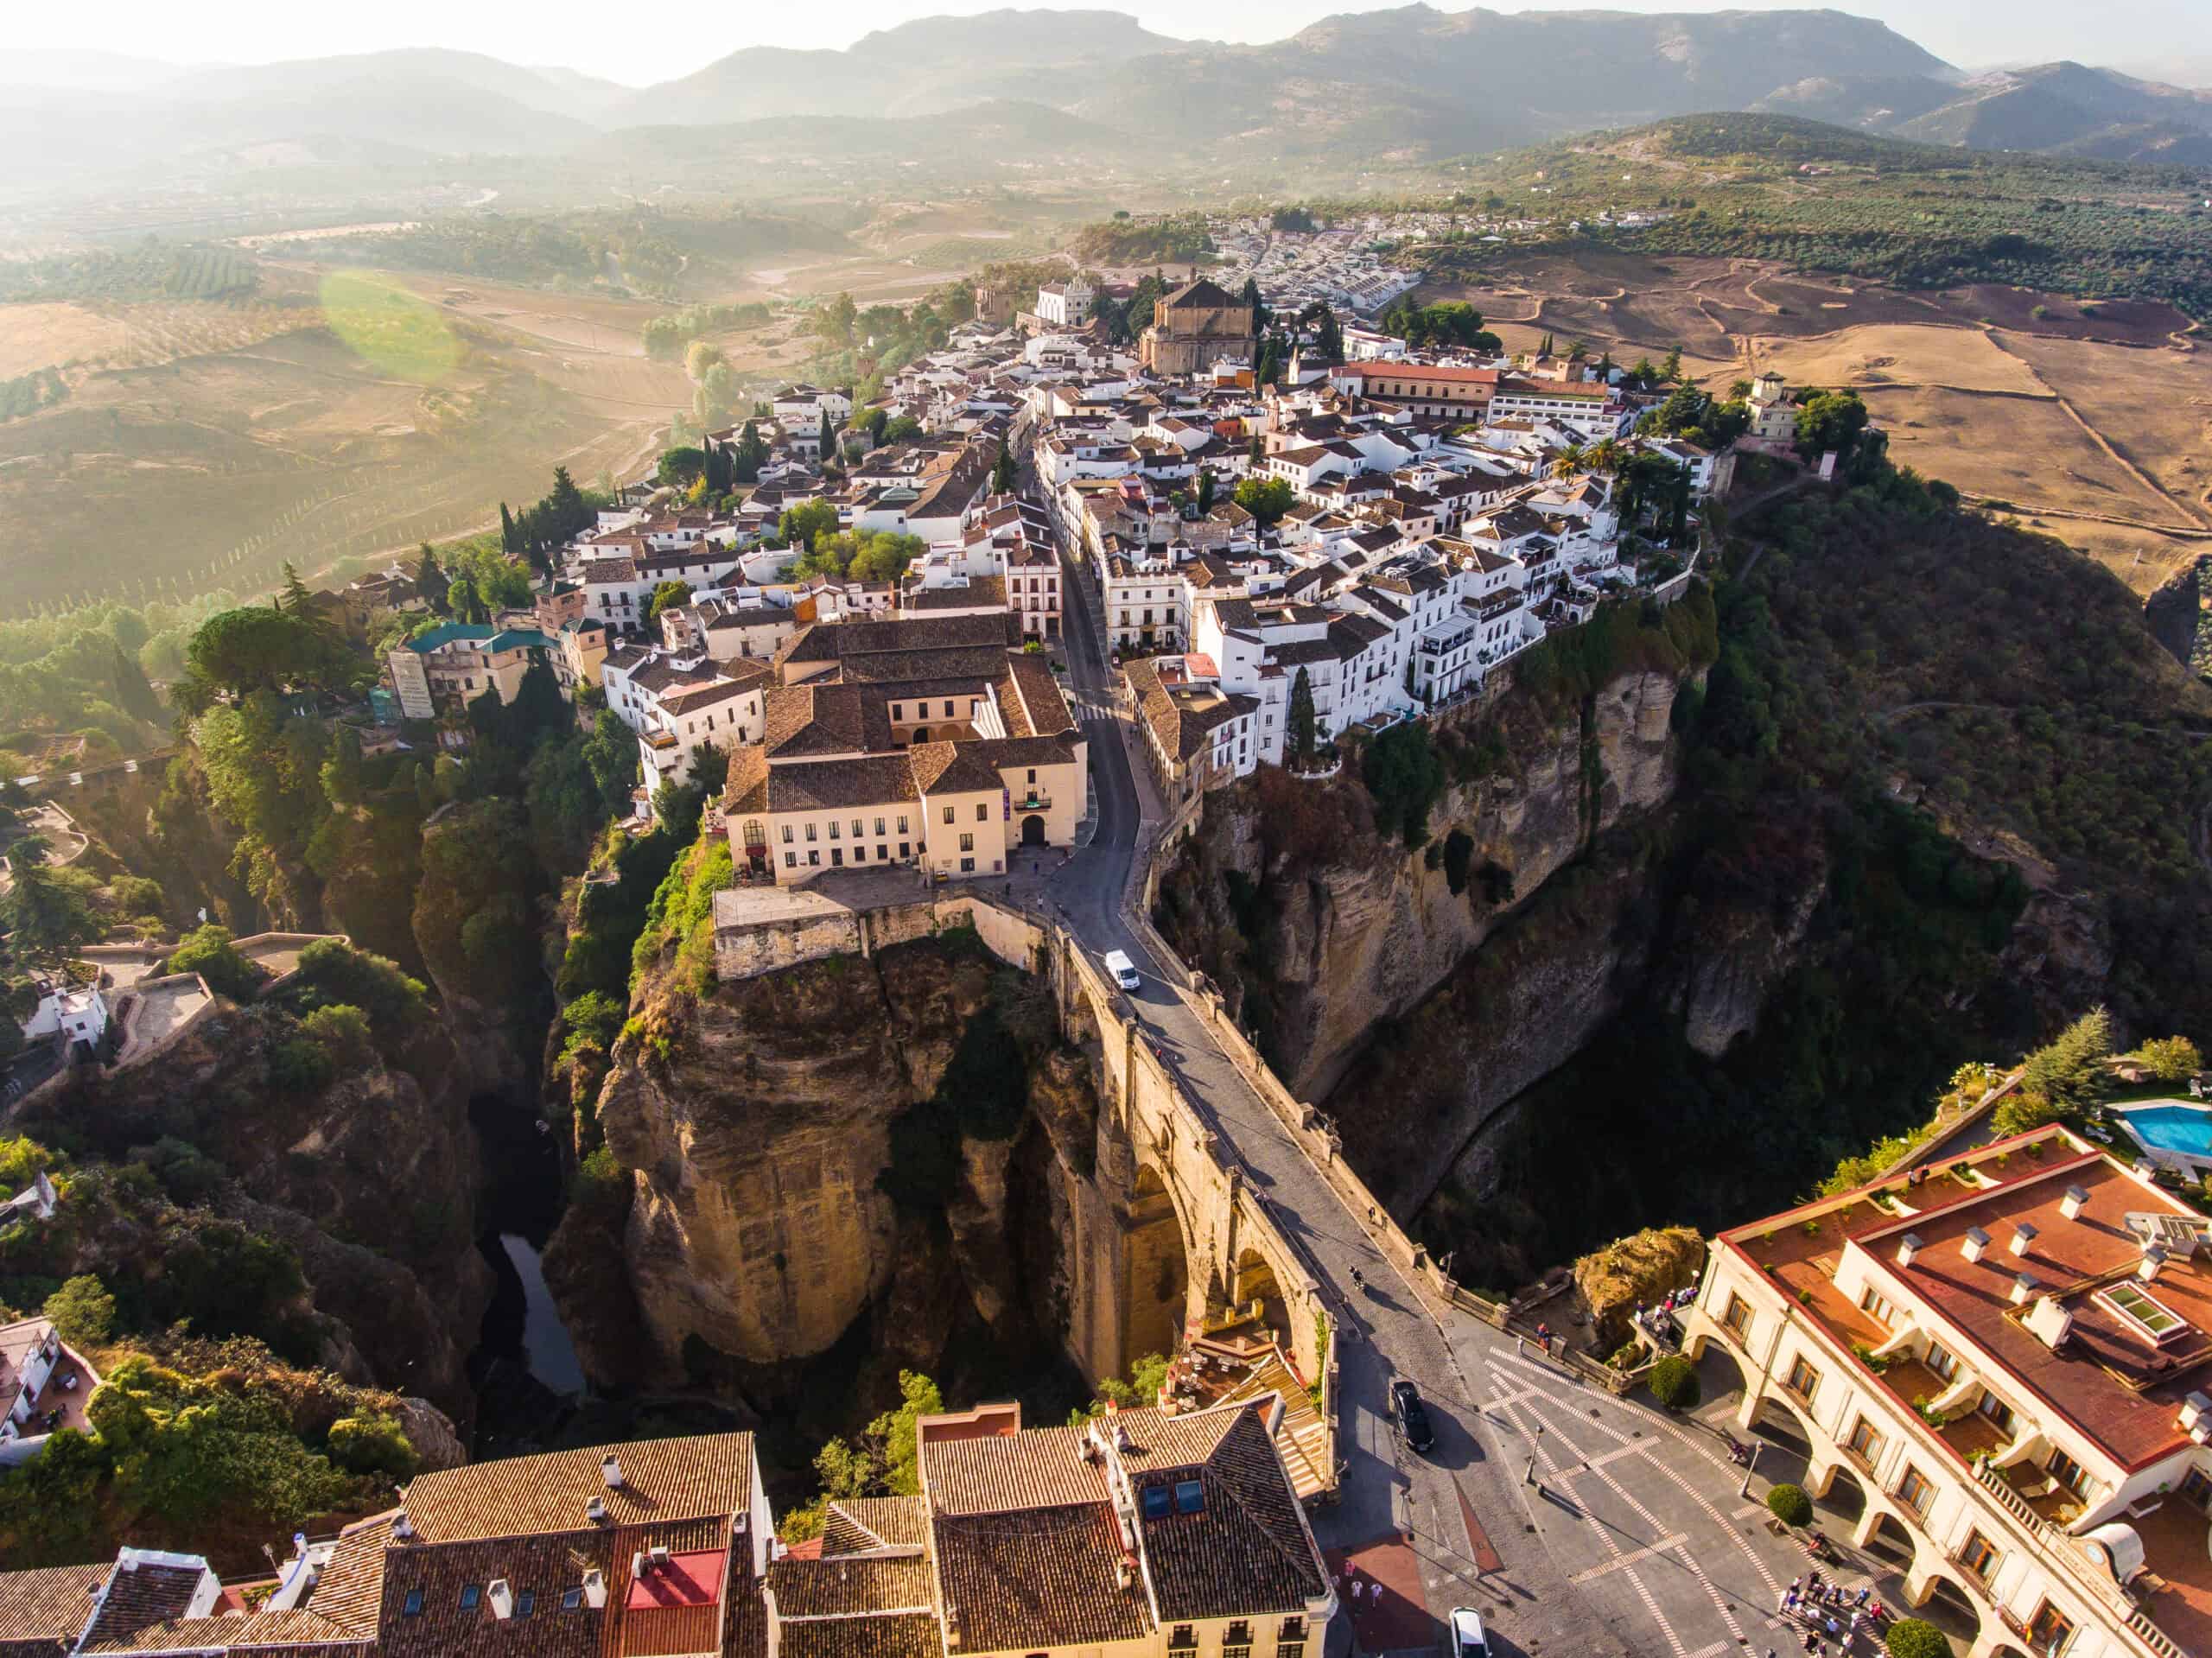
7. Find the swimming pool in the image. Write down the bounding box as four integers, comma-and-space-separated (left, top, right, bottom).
2118, 1102, 2212, 1166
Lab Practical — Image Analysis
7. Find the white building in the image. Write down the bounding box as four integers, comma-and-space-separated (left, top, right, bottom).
1688, 1126, 2212, 1658
1034, 279, 1094, 329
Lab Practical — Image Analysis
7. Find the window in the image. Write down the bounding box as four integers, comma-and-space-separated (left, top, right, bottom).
892, 704, 903, 721
2100, 1280, 2190, 1345
460, 1586, 481, 1611
743, 821, 766, 847
1785, 1355, 1821, 1404
1979, 1393, 2016, 1437
2183, 1467, 2212, 1511
851, 819, 864, 838
2048, 1448, 2091, 1497
1860, 1286, 1898, 1328
943, 806, 955, 824
1174, 1478, 1205, 1514
827, 821, 839, 840
1168, 1629, 1197, 1653
831, 848, 843, 866
516, 1591, 536, 1618
808, 850, 819, 866
784, 852, 796, 868
1142, 1483, 1173, 1518
1847, 1418, 1884, 1464
562, 1588, 583, 1611
1224, 1619, 1253, 1658
976, 803, 989, 822
960, 857, 975, 872
877, 845, 888, 862
874, 817, 886, 835
1957, 1528, 1999, 1580
899, 842, 910, 858
943, 700, 956, 716
805, 822, 817, 842
1027, 769, 1037, 783
1893, 1467, 1929, 1521
898, 816, 909, 834
1923, 1342, 1958, 1382
2028, 1603, 2075, 1655
959, 833, 975, 852
403, 1591, 425, 1617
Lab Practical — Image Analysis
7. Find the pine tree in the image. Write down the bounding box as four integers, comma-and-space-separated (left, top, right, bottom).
109, 642, 163, 725
548, 465, 588, 540
991, 443, 1017, 496
1196, 467, 1215, 514
415, 544, 449, 615
1289, 667, 1316, 766
499, 502, 518, 556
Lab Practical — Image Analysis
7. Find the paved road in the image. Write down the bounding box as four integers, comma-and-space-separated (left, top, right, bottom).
1033, 480, 1910, 1657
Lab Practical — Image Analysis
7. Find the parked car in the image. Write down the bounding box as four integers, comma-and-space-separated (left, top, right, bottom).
1390, 1378, 1434, 1452
1450, 1606, 1491, 1657
1103, 950, 1141, 991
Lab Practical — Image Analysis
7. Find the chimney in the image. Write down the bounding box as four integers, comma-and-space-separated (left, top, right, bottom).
2009, 1223, 2039, 1257
1116, 1553, 1136, 1591
586, 1496, 607, 1524
2025, 1294, 2075, 1350
648, 1547, 671, 1570
1897, 1233, 1923, 1269
582, 1570, 607, 1609
1961, 1226, 1991, 1264
2061, 1185, 2089, 1222
2137, 1160, 2163, 1183
601, 1454, 624, 1490
2179, 1392, 2212, 1432
487, 1580, 513, 1621
2141, 1246, 2170, 1284
391, 1512, 414, 1542
2011, 1272, 2039, 1306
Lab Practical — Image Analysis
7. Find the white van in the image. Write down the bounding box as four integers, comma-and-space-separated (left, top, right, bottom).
1103, 950, 1141, 991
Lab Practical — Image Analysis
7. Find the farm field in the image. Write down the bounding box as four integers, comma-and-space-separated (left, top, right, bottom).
0, 294, 669, 618
1423, 248, 2210, 594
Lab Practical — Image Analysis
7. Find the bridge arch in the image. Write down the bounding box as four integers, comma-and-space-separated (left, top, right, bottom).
1232, 1246, 1289, 1344
1123, 1161, 1193, 1366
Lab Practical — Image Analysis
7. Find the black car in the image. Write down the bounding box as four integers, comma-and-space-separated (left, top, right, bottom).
1390, 1378, 1434, 1452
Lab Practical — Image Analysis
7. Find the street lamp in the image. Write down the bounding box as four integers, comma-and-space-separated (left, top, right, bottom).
1524, 1422, 1545, 1487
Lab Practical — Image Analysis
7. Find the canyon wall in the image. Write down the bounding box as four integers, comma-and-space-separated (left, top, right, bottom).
563, 932, 1102, 1413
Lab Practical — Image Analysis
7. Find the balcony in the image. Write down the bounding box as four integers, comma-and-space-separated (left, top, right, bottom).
1013, 794, 1052, 812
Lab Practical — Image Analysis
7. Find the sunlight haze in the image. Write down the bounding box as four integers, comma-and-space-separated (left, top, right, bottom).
9, 0, 2202, 87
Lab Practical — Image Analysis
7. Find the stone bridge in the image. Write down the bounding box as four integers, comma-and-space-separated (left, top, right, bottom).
1037, 917, 1332, 1395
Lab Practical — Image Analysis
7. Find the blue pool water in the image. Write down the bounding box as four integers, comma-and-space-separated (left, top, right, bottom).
2122, 1105, 2212, 1159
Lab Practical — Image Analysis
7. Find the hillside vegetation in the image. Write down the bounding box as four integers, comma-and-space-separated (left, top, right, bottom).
1413, 115, 2212, 318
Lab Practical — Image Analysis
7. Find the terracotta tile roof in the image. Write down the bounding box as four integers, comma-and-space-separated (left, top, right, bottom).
399, 1433, 753, 1544
922, 1423, 1109, 1516
721, 746, 771, 816
762, 683, 869, 759
907, 742, 1002, 797
79, 1561, 207, 1653
372, 1530, 618, 1658
0, 1562, 106, 1657
933, 1505, 1147, 1652
87, 1609, 365, 1652
773, 1611, 940, 1658
1128, 1406, 1329, 1623
764, 753, 920, 812
766, 1555, 932, 1619
1006, 654, 1076, 736
820, 1497, 925, 1553
300, 1515, 396, 1637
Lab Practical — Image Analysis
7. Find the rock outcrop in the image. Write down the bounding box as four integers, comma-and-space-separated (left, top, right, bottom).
1159, 670, 1688, 1101
1573, 1226, 1707, 1351
26, 1005, 493, 1428
582, 934, 1099, 1413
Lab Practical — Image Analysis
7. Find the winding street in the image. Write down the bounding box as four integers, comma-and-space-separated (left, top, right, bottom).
1028, 461, 1941, 1656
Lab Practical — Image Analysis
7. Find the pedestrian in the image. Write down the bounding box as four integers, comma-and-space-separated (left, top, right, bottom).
1778, 1587, 1792, 1614
1854, 1585, 1870, 1609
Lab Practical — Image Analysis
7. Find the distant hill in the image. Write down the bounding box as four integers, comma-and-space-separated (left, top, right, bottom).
1758, 60, 2212, 163
10, 8, 2212, 195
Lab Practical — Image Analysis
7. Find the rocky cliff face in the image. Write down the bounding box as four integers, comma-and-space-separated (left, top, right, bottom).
1159, 669, 1690, 1102
571, 935, 1098, 1418
27, 1007, 492, 1429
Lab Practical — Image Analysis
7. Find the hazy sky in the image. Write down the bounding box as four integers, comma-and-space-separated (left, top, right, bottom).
18, 0, 2209, 87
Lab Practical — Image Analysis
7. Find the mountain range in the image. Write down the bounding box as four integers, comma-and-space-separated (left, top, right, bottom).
9, 6, 2212, 196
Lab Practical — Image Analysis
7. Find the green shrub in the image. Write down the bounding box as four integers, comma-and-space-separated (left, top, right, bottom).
325, 1412, 418, 1478
164, 924, 259, 1002
1885, 1619, 1949, 1658
1647, 1354, 1700, 1408
43, 1274, 115, 1346
1766, 1482, 1814, 1527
